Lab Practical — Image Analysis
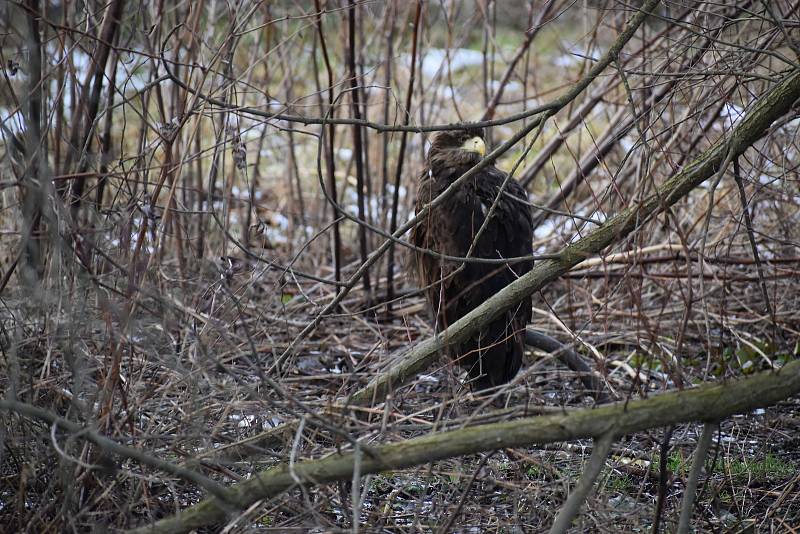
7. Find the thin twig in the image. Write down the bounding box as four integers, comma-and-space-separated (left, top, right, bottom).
732, 157, 777, 343
651, 426, 674, 534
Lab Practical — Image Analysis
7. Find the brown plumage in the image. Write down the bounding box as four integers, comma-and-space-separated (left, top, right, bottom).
410, 127, 533, 391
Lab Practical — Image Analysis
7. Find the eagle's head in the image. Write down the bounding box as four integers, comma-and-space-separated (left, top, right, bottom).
427, 127, 487, 171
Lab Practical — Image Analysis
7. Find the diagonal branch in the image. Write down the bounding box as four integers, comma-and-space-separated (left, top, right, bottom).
277, 0, 662, 366
350, 67, 800, 406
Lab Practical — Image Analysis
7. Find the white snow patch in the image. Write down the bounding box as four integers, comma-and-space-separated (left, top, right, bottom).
414, 48, 485, 79
620, 136, 636, 152
417, 374, 439, 383
533, 219, 556, 241
721, 103, 745, 127
271, 212, 290, 230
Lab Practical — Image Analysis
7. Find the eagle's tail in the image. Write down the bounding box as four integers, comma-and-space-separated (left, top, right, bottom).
459, 312, 525, 392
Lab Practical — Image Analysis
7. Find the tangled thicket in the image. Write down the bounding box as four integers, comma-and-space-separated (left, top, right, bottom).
1, 1, 799, 532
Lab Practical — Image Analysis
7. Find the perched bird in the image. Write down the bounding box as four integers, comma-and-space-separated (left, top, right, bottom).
410, 127, 534, 391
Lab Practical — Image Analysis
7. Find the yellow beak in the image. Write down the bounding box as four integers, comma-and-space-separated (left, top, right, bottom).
461, 136, 486, 157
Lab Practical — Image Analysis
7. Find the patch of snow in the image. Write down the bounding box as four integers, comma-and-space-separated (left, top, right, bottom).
386, 183, 408, 199
271, 212, 290, 230
241, 121, 267, 141
554, 42, 600, 68
489, 80, 523, 93
0, 107, 25, 134
779, 116, 800, 135
434, 84, 458, 100
553, 54, 576, 67
620, 136, 636, 152
757, 173, 777, 185
230, 414, 257, 428
721, 103, 745, 128
417, 374, 439, 383
265, 416, 283, 428
533, 219, 556, 241
415, 48, 485, 79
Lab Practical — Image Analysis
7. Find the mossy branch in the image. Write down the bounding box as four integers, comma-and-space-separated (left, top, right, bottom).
126, 358, 800, 534
350, 67, 800, 406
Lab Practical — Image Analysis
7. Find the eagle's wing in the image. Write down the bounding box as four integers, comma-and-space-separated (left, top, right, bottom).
411, 167, 468, 323
472, 167, 533, 269
411, 162, 535, 389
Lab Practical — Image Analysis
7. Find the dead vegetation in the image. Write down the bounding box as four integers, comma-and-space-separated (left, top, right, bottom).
1, 0, 800, 532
